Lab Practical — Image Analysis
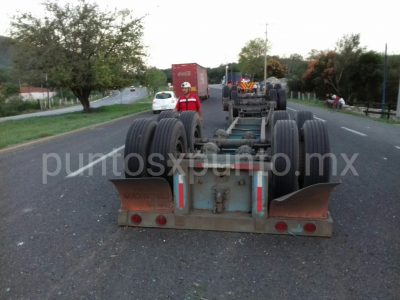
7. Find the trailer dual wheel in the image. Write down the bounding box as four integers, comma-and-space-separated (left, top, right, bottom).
277, 89, 287, 110
228, 102, 234, 123
271, 120, 299, 198
231, 90, 238, 101
295, 111, 314, 187
227, 102, 239, 120
157, 110, 179, 121
301, 120, 331, 187
230, 89, 240, 117
222, 85, 230, 98
295, 111, 314, 137
124, 118, 158, 178
150, 118, 188, 178
269, 89, 278, 102
271, 110, 290, 127
179, 111, 202, 152
232, 107, 239, 117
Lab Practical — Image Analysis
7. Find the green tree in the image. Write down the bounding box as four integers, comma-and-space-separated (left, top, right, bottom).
11, 0, 145, 112
302, 50, 337, 98
301, 34, 365, 101
0, 69, 19, 99
207, 63, 239, 84
208, 65, 226, 84
0, 36, 14, 69
238, 38, 268, 80
330, 34, 363, 100
387, 55, 400, 109
267, 59, 288, 78
161, 68, 172, 84
284, 54, 308, 93
350, 51, 382, 105
144, 68, 167, 94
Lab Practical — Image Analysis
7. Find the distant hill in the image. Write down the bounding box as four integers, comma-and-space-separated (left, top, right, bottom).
0, 36, 14, 69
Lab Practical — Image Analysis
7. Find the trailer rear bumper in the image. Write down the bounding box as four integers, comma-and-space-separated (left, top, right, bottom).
112, 178, 337, 237
117, 209, 333, 237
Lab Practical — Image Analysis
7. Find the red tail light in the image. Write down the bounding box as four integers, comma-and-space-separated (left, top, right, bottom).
275, 221, 288, 233
304, 223, 316, 233
156, 215, 167, 226
131, 214, 142, 225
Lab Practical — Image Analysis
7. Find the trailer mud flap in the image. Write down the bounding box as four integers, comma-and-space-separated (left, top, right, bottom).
110, 178, 174, 213
269, 183, 339, 219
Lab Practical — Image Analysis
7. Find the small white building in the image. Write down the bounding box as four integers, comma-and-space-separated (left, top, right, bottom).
20, 86, 56, 101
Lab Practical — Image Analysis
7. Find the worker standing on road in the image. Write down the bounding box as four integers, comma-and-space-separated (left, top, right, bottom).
175, 82, 203, 121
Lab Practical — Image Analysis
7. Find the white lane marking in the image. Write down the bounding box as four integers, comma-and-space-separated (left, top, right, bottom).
341, 126, 367, 137
66, 145, 125, 178
287, 107, 297, 111
395, 146, 400, 150
314, 116, 326, 122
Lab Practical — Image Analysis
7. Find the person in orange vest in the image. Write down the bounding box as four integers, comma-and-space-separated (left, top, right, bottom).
175, 82, 203, 121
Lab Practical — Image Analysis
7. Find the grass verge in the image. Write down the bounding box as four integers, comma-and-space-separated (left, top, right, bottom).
288, 98, 400, 125
0, 98, 152, 149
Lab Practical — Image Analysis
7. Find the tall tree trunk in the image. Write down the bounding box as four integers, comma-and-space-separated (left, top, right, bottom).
80, 97, 91, 112
71, 87, 92, 113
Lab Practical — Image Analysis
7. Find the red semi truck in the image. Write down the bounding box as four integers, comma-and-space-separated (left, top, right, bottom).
172, 63, 209, 99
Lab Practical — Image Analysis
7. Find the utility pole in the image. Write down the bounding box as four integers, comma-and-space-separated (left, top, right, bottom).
225, 65, 228, 85
382, 43, 387, 118
264, 23, 268, 82
396, 73, 400, 119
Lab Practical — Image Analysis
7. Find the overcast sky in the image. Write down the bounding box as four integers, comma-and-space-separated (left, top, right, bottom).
1, 0, 399, 69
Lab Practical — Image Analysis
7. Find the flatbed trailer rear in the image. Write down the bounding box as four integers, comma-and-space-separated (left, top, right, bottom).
111, 104, 337, 237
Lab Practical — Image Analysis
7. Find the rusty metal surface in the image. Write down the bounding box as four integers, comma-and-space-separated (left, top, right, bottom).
110, 178, 174, 213
117, 210, 333, 237
269, 182, 339, 219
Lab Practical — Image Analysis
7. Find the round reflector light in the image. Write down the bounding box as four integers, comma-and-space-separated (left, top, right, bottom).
275, 221, 288, 233
131, 214, 142, 225
304, 223, 316, 233
156, 215, 167, 226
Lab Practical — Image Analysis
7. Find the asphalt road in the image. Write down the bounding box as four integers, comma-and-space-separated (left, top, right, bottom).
0, 87, 148, 122
0, 87, 399, 299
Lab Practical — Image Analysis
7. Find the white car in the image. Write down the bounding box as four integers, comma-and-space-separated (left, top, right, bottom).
152, 91, 178, 113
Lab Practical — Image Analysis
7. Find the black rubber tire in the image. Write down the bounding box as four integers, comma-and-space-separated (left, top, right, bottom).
150, 118, 188, 178
232, 106, 239, 117
296, 112, 314, 187
231, 90, 238, 101
295, 111, 314, 133
271, 120, 299, 198
277, 89, 287, 110
179, 111, 202, 152
302, 120, 331, 187
269, 88, 278, 102
157, 110, 179, 121
228, 102, 234, 123
124, 118, 158, 178
223, 86, 230, 98
271, 110, 290, 127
